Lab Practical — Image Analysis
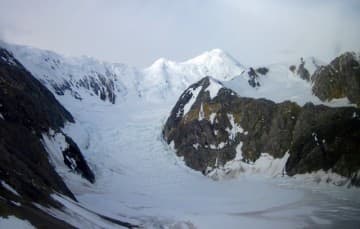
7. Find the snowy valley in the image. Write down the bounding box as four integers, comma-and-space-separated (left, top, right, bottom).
0, 42, 360, 229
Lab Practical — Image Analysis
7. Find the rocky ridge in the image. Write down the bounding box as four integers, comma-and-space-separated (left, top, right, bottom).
0, 48, 95, 227
163, 75, 360, 186
312, 52, 360, 105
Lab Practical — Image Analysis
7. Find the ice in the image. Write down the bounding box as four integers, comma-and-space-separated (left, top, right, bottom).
53, 95, 360, 228
2, 42, 360, 228
0, 216, 35, 229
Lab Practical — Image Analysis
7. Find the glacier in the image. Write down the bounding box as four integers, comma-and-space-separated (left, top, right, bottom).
1, 41, 360, 228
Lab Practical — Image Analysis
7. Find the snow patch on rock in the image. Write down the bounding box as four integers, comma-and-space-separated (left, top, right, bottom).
225, 114, 244, 141
209, 113, 216, 125
235, 142, 244, 160
183, 86, 202, 116
0, 180, 20, 197
208, 152, 290, 180
193, 143, 200, 150
198, 103, 205, 121
204, 78, 223, 99
209, 142, 227, 150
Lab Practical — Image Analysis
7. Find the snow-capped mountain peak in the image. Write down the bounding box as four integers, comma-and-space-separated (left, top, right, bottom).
147, 57, 174, 70
185, 48, 239, 65
3, 41, 349, 107
183, 49, 245, 81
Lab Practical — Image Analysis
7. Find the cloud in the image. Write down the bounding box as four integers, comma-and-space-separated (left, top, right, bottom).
0, 0, 359, 67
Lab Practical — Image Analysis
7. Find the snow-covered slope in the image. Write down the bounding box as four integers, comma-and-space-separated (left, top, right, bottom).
5, 42, 348, 107
1, 42, 360, 228
223, 57, 355, 107
55, 95, 360, 229
141, 49, 245, 100
2, 42, 246, 103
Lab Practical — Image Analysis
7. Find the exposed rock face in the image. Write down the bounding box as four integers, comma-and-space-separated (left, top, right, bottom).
312, 52, 360, 105
163, 77, 360, 185
296, 57, 311, 81
44, 63, 120, 104
255, 67, 269, 75
247, 67, 261, 88
286, 103, 360, 184
0, 48, 94, 226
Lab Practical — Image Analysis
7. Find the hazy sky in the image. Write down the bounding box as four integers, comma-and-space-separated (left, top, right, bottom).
0, 0, 359, 67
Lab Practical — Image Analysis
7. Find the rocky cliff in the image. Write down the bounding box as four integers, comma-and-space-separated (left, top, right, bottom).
312, 52, 360, 105
163, 76, 360, 185
0, 48, 95, 227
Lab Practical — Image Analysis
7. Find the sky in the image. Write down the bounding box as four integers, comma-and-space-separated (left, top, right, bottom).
0, 0, 359, 67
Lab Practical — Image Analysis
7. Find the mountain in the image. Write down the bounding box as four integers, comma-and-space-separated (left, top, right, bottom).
0, 48, 97, 227
1, 41, 360, 228
312, 52, 360, 105
141, 49, 245, 100
163, 61, 360, 185
3, 42, 357, 108
2, 43, 245, 104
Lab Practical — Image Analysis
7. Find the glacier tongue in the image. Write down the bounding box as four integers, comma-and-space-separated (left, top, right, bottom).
59, 96, 360, 229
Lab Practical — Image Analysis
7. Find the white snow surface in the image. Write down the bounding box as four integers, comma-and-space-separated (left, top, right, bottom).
0, 216, 35, 229
204, 77, 223, 99
51, 92, 360, 228
1, 42, 360, 228
198, 103, 205, 121
225, 114, 244, 141
223, 60, 355, 107
209, 113, 216, 125
3, 42, 355, 107
209, 152, 290, 180
3, 43, 245, 103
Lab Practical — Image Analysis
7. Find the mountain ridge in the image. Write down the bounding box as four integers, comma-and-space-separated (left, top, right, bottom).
2, 41, 338, 106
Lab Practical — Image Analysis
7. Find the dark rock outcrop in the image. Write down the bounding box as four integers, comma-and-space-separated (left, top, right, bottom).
256, 67, 269, 75
62, 135, 95, 183
163, 76, 360, 185
296, 57, 311, 81
312, 52, 360, 105
247, 67, 261, 88
0, 48, 95, 225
